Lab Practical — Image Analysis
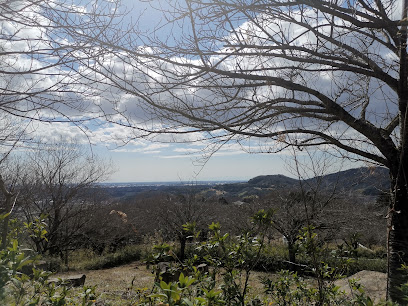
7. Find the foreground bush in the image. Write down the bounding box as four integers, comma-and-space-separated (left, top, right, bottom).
135, 213, 396, 305
0, 214, 97, 305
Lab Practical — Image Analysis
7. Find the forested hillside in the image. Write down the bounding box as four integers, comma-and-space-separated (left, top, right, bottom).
103, 167, 389, 202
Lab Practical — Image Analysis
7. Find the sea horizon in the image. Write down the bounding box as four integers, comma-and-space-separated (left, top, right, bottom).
98, 179, 246, 187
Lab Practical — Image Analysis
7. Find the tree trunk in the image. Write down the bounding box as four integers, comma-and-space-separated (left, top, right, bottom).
179, 236, 186, 262
389, 1, 408, 301
47, 209, 61, 255
287, 241, 297, 272
387, 174, 408, 303
0, 209, 10, 250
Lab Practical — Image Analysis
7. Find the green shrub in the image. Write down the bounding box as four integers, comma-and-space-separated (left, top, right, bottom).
0, 214, 97, 305
132, 216, 404, 305
72, 244, 146, 270
250, 243, 290, 272
346, 257, 387, 275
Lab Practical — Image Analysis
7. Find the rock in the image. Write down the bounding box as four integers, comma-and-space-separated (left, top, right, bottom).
334, 270, 386, 303
48, 274, 86, 287
20, 260, 48, 276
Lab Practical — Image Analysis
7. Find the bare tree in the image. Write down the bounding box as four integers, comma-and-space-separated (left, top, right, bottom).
0, 0, 125, 253
158, 193, 210, 262
265, 190, 331, 268
0, 156, 26, 249
17, 140, 113, 260
73, 0, 408, 301
256, 149, 339, 269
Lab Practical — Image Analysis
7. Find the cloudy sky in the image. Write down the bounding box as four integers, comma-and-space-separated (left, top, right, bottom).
83, 0, 391, 182
0, 0, 296, 183
3, 0, 394, 183
31, 116, 297, 183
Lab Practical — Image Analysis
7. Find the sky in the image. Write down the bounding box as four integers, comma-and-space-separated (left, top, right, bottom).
72, 0, 313, 183
2, 0, 395, 183
104, 146, 291, 183
0, 0, 298, 183
82, 0, 378, 182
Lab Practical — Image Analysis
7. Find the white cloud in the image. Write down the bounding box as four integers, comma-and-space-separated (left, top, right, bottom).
112, 142, 170, 153
0, 0, 400, 179
173, 148, 203, 153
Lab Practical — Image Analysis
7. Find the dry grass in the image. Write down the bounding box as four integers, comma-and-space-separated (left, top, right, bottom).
55, 261, 279, 305
56, 261, 153, 305
55, 261, 387, 305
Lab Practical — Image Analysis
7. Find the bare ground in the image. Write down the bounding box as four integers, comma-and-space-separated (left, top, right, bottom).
56, 261, 154, 305
56, 261, 275, 305
56, 263, 387, 305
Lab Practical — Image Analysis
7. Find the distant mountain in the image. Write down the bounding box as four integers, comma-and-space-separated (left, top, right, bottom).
247, 174, 298, 187
100, 167, 390, 202
237, 167, 389, 197
310, 167, 389, 195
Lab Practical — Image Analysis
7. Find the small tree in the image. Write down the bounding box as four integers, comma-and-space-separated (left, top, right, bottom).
158, 193, 210, 262
18, 140, 113, 259
0, 157, 25, 250
265, 189, 335, 269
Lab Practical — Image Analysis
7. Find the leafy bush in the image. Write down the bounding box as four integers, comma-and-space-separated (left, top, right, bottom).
138, 220, 395, 305
0, 214, 98, 305
140, 210, 276, 305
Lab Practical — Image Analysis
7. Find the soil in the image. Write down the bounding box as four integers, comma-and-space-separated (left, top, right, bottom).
56, 263, 388, 305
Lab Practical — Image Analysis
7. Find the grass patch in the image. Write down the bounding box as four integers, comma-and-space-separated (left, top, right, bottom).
68, 245, 147, 271
346, 257, 387, 274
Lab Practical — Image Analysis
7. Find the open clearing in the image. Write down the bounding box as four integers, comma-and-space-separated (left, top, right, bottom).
57, 261, 275, 305
55, 262, 387, 305
57, 261, 153, 305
